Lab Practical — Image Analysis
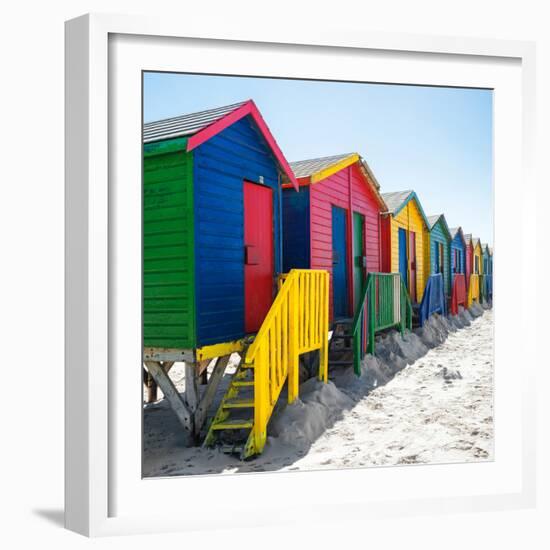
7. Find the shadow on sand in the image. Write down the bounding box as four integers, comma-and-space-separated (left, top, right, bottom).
143, 305, 489, 477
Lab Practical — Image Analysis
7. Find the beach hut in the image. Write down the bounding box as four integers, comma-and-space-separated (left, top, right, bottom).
282, 153, 387, 320
489, 247, 494, 298
449, 227, 467, 284
427, 214, 452, 298
143, 99, 299, 351
380, 191, 431, 303
449, 227, 467, 314
481, 243, 492, 302
464, 233, 473, 290
142, 100, 330, 457
473, 237, 483, 277
464, 234, 482, 306
482, 243, 491, 276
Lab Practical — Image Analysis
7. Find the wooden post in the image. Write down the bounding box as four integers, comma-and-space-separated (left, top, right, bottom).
143, 361, 175, 403
162, 361, 175, 375
368, 281, 376, 354
254, 345, 268, 452
194, 355, 230, 435
347, 166, 355, 313
319, 273, 329, 383
143, 367, 158, 403
184, 363, 200, 413
288, 279, 299, 402
144, 361, 193, 432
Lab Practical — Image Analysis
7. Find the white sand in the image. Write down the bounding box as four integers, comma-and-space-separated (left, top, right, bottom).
143, 306, 493, 477
279, 309, 494, 469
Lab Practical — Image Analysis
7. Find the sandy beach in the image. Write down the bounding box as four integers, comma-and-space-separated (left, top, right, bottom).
143, 305, 493, 477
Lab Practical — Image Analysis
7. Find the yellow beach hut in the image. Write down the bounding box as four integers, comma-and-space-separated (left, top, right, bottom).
473, 237, 483, 277
380, 190, 431, 303
466, 236, 483, 306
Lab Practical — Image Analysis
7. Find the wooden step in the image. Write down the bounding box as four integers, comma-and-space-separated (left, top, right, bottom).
334, 317, 353, 324
329, 346, 353, 357
331, 334, 352, 340
232, 380, 254, 387
329, 360, 353, 366
220, 444, 244, 454
211, 418, 253, 430
223, 398, 254, 409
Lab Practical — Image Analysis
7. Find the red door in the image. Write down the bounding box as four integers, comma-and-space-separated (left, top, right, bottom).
409, 231, 417, 302
244, 181, 274, 333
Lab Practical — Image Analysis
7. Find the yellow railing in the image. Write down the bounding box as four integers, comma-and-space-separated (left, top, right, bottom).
467, 273, 480, 307
243, 269, 329, 456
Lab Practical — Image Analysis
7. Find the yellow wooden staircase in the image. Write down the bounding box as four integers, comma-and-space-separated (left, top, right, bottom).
204, 269, 329, 459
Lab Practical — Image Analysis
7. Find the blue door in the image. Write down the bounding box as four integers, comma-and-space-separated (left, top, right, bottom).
398, 228, 408, 288
332, 206, 349, 319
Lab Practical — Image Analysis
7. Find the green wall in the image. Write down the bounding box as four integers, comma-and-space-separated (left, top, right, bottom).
143, 138, 196, 349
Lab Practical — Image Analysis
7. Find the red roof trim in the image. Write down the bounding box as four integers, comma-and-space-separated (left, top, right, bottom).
186, 100, 299, 191
282, 176, 311, 189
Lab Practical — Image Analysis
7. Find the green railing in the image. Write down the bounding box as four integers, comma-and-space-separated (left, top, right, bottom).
351, 273, 412, 375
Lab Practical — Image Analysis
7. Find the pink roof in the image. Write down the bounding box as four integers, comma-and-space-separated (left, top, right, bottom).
186, 100, 299, 191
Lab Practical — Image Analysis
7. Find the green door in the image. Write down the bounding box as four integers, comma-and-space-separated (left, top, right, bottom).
352, 212, 366, 312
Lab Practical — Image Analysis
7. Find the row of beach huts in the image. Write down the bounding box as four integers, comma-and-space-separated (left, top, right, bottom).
142, 99, 493, 459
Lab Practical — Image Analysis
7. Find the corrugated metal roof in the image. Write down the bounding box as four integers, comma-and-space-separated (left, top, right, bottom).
358, 158, 381, 191
290, 153, 354, 178
427, 215, 441, 229
427, 213, 452, 239
143, 100, 248, 143
381, 190, 413, 214
288, 152, 386, 209
449, 227, 460, 238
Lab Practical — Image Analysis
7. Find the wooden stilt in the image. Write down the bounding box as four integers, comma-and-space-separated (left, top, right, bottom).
143, 361, 174, 403
194, 355, 230, 435
184, 362, 200, 413
200, 368, 208, 385
144, 361, 193, 432
144, 358, 228, 443
143, 367, 158, 403
162, 361, 175, 374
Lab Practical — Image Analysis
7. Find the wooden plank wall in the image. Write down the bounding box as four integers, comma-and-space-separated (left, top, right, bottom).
309, 163, 382, 319
143, 142, 196, 348
193, 117, 282, 346
390, 200, 430, 303
430, 220, 451, 296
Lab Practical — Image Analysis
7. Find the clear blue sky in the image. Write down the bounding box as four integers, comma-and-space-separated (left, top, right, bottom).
144, 72, 493, 245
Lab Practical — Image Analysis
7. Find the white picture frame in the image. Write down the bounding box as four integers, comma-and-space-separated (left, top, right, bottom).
65, 13, 537, 537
